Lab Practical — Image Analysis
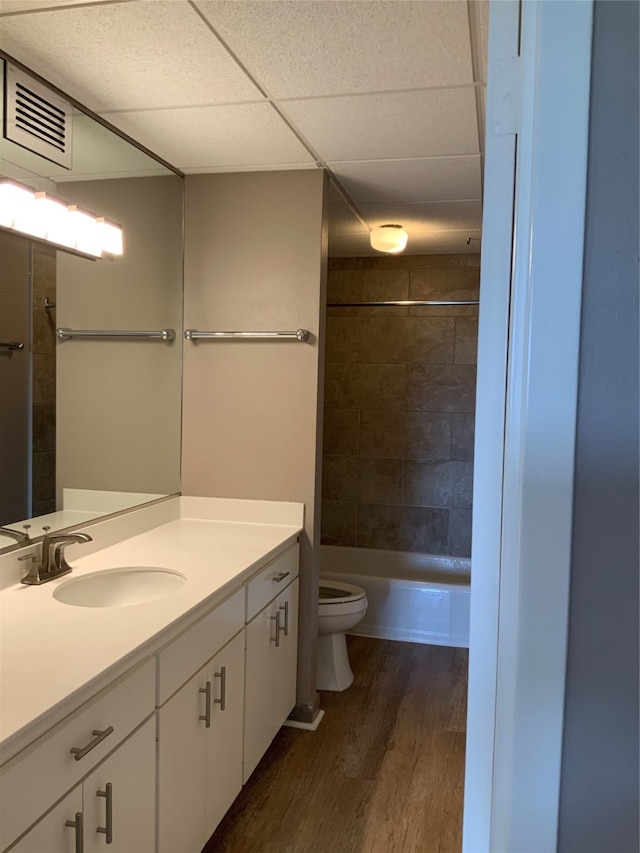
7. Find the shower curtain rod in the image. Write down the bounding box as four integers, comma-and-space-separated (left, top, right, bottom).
326, 300, 479, 308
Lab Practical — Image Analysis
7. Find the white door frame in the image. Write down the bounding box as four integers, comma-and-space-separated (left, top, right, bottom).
463, 2, 594, 851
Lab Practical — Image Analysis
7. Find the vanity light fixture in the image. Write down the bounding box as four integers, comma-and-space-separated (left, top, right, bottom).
0, 178, 123, 258
369, 224, 409, 254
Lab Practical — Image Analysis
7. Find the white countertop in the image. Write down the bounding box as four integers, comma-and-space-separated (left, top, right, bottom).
0, 498, 302, 763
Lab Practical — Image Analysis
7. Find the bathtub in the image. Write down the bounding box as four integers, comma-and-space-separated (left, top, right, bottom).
320, 545, 470, 648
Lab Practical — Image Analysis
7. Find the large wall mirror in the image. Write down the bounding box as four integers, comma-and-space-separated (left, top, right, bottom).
0, 58, 183, 553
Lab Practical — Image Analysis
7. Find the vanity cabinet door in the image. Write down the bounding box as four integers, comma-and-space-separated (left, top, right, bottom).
157, 630, 245, 853
244, 577, 299, 782
83, 718, 155, 853
157, 661, 209, 853
9, 788, 82, 853
204, 630, 245, 837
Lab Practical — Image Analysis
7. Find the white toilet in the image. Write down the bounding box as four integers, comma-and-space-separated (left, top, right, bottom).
317, 578, 368, 692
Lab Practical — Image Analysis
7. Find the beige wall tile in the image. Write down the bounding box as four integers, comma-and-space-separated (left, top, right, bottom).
328, 258, 365, 271
323, 409, 360, 455
322, 455, 359, 500
359, 410, 406, 459
403, 461, 473, 508
32, 451, 55, 503
406, 365, 476, 413
362, 317, 455, 364
32, 353, 56, 407
451, 413, 475, 462
449, 508, 472, 557
408, 304, 479, 318
454, 317, 478, 364
409, 267, 480, 302
405, 412, 452, 460
358, 458, 403, 504
325, 364, 407, 410
326, 316, 362, 363
361, 254, 465, 271
32, 499, 56, 516
33, 404, 55, 454
321, 499, 357, 546
356, 503, 448, 553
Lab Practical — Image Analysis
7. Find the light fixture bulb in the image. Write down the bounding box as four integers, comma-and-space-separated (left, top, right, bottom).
67, 205, 102, 257
97, 217, 123, 256
0, 179, 123, 259
370, 224, 408, 254
0, 180, 35, 230
32, 193, 70, 241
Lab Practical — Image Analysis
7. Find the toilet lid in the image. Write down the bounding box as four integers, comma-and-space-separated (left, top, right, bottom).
318, 578, 366, 604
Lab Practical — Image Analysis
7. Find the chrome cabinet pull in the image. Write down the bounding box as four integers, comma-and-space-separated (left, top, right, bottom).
279, 600, 289, 636
65, 812, 84, 853
272, 571, 290, 583
271, 610, 282, 647
96, 782, 113, 844
70, 727, 114, 761
214, 666, 226, 711
199, 681, 212, 727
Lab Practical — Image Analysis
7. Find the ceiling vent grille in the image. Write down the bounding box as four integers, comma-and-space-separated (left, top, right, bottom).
3, 64, 72, 169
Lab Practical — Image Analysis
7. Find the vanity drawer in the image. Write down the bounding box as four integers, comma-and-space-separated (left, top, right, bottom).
156, 587, 244, 706
0, 657, 154, 852
245, 544, 299, 622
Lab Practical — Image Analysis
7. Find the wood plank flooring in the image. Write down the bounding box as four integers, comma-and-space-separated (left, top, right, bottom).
204, 637, 468, 853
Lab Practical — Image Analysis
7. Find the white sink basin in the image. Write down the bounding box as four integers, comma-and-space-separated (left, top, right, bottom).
53, 567, 187, 608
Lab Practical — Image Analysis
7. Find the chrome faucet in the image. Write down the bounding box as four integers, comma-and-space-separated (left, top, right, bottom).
0, 525, 30, 543
20, 531, 93, 585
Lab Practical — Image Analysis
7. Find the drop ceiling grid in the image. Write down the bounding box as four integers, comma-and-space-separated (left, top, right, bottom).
0, 0, 486, 255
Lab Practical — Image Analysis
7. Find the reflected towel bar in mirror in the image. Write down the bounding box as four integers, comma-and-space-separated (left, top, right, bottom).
184, 329, 310, 342
0, 341, 24, 350
56, 328, 176, 341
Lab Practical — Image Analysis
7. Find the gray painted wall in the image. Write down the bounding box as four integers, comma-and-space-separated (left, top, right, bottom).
558, 2, 639, 850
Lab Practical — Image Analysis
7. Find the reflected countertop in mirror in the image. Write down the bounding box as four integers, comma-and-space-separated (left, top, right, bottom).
0, 57, 184, 554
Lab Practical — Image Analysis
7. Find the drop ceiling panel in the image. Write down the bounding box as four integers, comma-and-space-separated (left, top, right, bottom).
0, 1, 263, 112
283, 88, 479, 162
0, 0, 115, 12
101, 103, 316, 171
329, 156, 482, 203
197, 0, 473, 98
357, 200, 483, 231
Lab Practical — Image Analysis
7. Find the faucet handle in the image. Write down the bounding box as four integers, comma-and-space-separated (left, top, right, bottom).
18, 552, 38, 562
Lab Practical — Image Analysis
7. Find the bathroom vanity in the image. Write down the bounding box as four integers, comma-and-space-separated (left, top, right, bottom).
0, 497, 303, 853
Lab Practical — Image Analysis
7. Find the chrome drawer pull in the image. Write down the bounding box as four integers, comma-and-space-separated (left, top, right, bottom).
65, 812, 84, 853
70, 727, 114, 761
272, 571, 290, 583
271, 610, 282, 647
279, 600, 289, 636
97, 782, 113, 843
199, 681, 212, 727
214, 666, 226, 711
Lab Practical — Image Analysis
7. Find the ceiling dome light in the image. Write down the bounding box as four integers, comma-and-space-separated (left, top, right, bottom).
370, 224, 408, 254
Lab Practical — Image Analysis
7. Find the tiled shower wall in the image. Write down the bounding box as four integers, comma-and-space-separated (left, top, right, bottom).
321, 254, 479, 558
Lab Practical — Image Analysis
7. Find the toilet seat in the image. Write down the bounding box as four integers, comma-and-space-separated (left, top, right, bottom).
318, 578, 366, 605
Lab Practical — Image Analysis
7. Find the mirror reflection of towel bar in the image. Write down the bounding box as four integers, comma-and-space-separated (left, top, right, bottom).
56, 328, 176, 341
0, 341, 24, 350
184, 329, 310, 342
